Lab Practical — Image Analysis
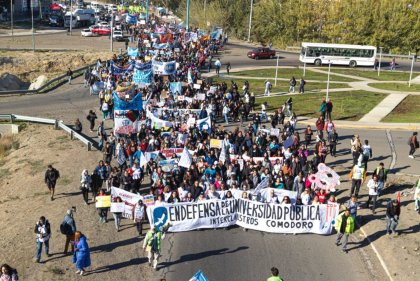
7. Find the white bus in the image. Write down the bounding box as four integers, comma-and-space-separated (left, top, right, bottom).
299, 42, 377, 68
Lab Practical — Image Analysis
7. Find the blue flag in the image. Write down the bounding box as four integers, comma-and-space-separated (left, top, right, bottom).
189, 270, 209, 281
170, 82, 182, 95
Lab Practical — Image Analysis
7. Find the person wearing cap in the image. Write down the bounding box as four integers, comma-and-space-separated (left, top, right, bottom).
143, 226, 162, 270
133, 199, 145, 237
267, 267, 284, 281
63, 208, 77, 254
335, 208, 355, 253
386, 199, 401, 236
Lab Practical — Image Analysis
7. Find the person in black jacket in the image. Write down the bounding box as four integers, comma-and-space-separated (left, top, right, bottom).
45, 165, 60, 201
386, 200, 401, 235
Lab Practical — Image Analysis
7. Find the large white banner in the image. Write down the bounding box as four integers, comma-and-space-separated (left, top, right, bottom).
152, 60, 176, 75
114, 110, 140, 135
111, 187, 143, 219
147, 198, 339, 235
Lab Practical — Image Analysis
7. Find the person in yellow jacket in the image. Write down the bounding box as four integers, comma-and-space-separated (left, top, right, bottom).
267, 267, 284, 281
335, 208, 355, 253
142, 226, 162, 270
349, 163, 366, 197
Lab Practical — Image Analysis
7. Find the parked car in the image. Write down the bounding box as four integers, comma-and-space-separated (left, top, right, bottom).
247, 48, 276, 60
112, 30, 124, 41
81, 28, 98, 37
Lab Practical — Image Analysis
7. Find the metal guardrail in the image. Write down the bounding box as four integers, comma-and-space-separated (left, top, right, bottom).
0, 63, 95, 96
0, 114, 93, 151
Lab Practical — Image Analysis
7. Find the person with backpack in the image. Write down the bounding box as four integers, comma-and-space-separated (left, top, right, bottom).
143, 225, 162, 270
44, 165, 60, 201
361, 139, 373, 170
34, 216, 51, 263
0, 264, 18, 281
62, 208, 77, 255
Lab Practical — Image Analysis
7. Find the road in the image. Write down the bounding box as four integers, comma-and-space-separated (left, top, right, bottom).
1, 40, 418, 281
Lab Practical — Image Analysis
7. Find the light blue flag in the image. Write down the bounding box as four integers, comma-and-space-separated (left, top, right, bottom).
189, 270, 209, 281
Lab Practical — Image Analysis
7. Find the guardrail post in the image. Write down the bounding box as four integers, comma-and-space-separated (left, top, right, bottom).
70, 130, 74, 140
88, 142, 92, 151
54, 120, 59, 130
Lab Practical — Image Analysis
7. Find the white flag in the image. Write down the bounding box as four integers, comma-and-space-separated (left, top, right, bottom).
253, 177, 269, 195
178, 147, 192, 168
139, 151, 148, 168
219, 143, 226, 164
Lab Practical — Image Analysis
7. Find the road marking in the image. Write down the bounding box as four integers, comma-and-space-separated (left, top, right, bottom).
385, 129, 397, 170
357, 225, 395, 281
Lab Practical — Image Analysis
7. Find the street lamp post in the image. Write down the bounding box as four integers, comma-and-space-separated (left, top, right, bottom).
409, 55, 415, 87
378, 47, 383, 76
31, 0, 35, 52
247, 0, 253, 42
303, 48, 308, 77
275, 53, 279, 86
70, 0, 73, 36
186, 0, 190, 31
110, 15, 114, 52
10, 0, 13, 40
326, 60, 331, 100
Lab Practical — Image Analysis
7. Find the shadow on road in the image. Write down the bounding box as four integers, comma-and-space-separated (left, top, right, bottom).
84, 257, 148, 275
159, 246, 249, 267
90, 237, 140, 253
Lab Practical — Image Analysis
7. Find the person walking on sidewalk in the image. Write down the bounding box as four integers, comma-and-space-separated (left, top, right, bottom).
299, 78, 306, 93
34, 216, 51, 263
45, 165, 60, 201
366, 175, 379, 214
289, 76, 296, 93
215, 58, 222, 76
408, 132, 418, 158
386, 199, 401, 236
66, 68, 73, 85
264, 80, 272, 96
226, 62, 231, 75
335, 208, 355, 253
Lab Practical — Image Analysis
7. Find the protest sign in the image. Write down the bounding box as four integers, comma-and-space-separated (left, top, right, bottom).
193, 84, 201, 90
111, 202, 125, 213
143, 195, 155, 206
147, 198, 338, 234
111, 187, 142, 219
187, 117, 196, 128
96, 196, 111, 208
210, 139, 222, 148
196, 93, 206, 101
270, 128, 280, 136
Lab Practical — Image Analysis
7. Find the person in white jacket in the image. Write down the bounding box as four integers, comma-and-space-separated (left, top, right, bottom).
366, 175, 379, 214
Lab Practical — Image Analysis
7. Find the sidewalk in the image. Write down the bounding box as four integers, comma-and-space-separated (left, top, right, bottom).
209, 65, 420, 128
0, 28, 65, 37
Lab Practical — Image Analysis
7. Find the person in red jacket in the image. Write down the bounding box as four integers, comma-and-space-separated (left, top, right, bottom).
315, 115, 325, 139
317, 189, 328, 204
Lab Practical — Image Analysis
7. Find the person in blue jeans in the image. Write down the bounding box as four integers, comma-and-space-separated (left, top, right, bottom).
386, 200, 401, 236
34, 216, 51, 262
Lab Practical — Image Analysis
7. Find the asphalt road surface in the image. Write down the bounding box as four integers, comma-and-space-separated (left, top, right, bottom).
1, 40, 418, 281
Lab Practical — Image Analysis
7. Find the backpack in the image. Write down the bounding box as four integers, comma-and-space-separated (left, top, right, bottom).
60, 221, 72, 235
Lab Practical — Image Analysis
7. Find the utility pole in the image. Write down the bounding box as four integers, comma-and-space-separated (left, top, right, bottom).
110, 14, 114, 52
378, 47, 383, 76
10, 0, 13, 41
326, 61, 331, 100
409, 55, 415, 87
186, 0, 190, 31
70, 0, 73, 36
247, 0, 253, 42
31, 0, 35, 52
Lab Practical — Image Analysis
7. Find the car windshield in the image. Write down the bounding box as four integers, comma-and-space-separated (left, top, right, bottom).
252, 49, 259, 52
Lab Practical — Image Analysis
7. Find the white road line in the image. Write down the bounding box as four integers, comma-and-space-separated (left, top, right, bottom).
358, 226, 395, 281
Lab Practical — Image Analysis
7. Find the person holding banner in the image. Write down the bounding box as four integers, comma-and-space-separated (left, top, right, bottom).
132, 199, 146, 237
112, 197, 124, 232
96, 190, 110, 224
